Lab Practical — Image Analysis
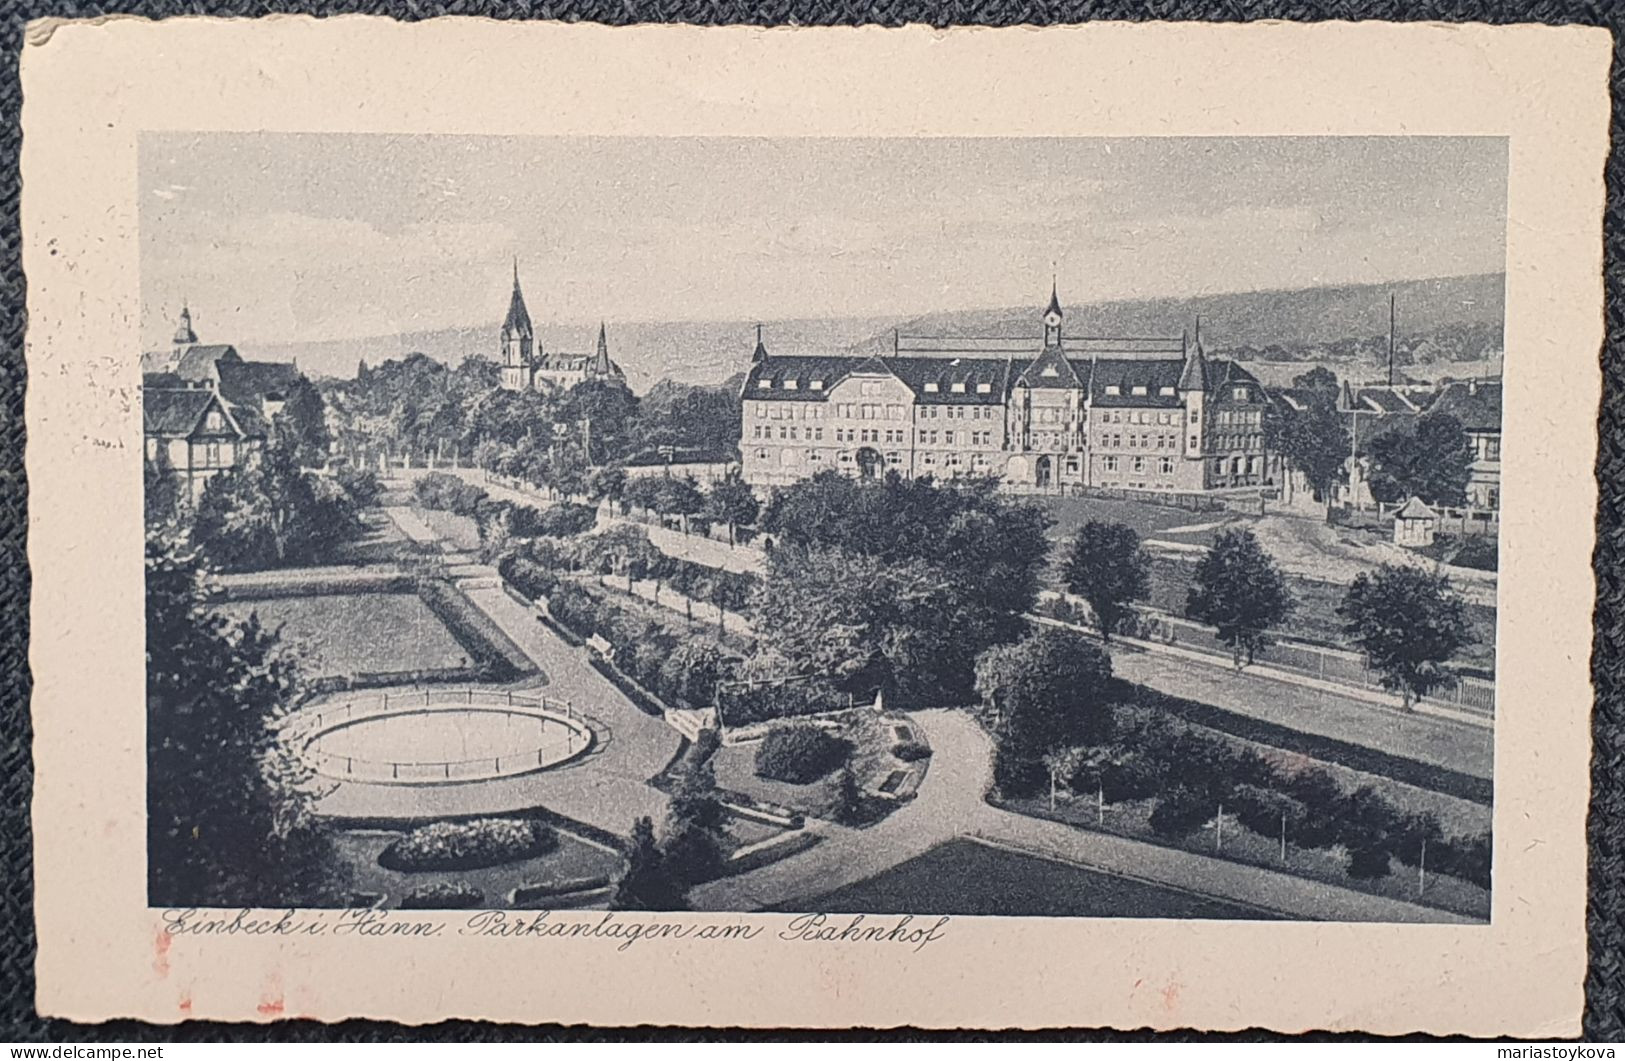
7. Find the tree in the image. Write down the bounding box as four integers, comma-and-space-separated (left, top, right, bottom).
276, 376, 332, 468
1340, 563, 1473, 709
585, 464, 628, 514
145, 531, 342, 906
1062, 521, 1149, 643
975, 628, 1114, 797
1265, 396, 1350, 511
833, 765, 866, 825
611, 816, 687, 910
1293, 366, 1340, 403
191, 440, 363, 571
1184, 528, 1295, 668
656, 476, 706, 532
1365, 412, 1473, 507
705, 470, 760, 546
661, 757, 729, 887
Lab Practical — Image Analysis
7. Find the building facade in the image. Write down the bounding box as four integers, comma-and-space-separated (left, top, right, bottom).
141, 306, 304, 501
498, 263, 626, 392
739, 288, 1272, 494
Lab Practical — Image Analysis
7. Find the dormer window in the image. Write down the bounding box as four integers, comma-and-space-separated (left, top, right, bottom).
951, 382, 966, 393
924, 382, 939, 393
1105, 385, 1121, 396
1232, 386, 1248, 401
757, 379, 772, 389
810, 380, 824, 390
1131, 385, 1148, 396
976, 382, 992, 394
1159, 386, 1176, 396
784, 379, 799, 390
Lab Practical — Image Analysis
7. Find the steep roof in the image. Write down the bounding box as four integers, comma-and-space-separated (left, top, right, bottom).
742, 355, 857, 401
1426, 380, 1502, 433
1016, 345, 1082, 390
143, 388, 221, 437
1177, 336, 1208, 392
216, 359, 301, 407
1088, 358, 1186, 407
173, 344, 241, 382
501, 266, 533, 341
888, 356, 1012, 404
1395, 496, 1438, 520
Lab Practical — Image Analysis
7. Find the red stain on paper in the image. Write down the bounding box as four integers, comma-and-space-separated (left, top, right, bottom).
258, 972, 285, 1018
177, 994, 192, 1015
1161, 979, 1183, 1011
153, 928, 171, 979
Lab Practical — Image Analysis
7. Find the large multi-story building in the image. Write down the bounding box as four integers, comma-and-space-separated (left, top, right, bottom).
498, 262, 626, 392
739, 287, 1272, 494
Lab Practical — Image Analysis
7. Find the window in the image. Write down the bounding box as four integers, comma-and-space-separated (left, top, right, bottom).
784, 379, 799, 390
1189, 435, 1199, 449
924, 382, 939, 393
977, 382, 992, 394
205, 410, 224, 432
1159, 386, 1176, 396
755, 404, 766, 418
1103, 455, 1119, 472
1190, 410, 1200, 424
887, 451, 902, 465
860, 381, 885, 397
947, 454, 962, 467
1065, 456, 1080, 474
1131, 385, 1148, 396
206, 441, 222, 465
922, 455, 936, 466
1132, 456, 1145, 473
861, 404, 877, 420
757, 379, 772, 389
1105, 385, 1121, 396
756, 449, 768, 460
779, 426, 789, 440
811, 380, 824, 390
887, 405, 904, 420
1159, 456, 1175, 475
1232, 386, 1248, 401
951, 382, 966, 393
751, 425, 762, 439
1482, 436, 1502, 461
943, 431, 955, 445
813, 428, 824, 441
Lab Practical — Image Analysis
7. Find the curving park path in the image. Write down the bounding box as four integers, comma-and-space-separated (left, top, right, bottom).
690, 709, 1478, 924
309, 512, 681, 837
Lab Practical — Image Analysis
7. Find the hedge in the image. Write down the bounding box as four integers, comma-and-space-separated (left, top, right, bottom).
416, 578, 533, 682
379, 818, 559, 872
414, 472, 488, 516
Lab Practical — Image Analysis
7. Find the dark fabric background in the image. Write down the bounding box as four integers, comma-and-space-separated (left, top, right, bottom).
0, 2, 1617, 1042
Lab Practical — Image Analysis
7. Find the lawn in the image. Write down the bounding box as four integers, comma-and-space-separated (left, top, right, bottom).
334, 826, 623, 909
215, 593, 470, 678
1029, 494, 1231, 549
414, 506, 483, 552
791, 838, 1276, 920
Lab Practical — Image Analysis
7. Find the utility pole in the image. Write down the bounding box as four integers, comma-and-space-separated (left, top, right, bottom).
1387, 293, 1397, 388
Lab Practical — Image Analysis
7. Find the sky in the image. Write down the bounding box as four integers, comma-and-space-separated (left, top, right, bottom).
139, 134, 1507, 349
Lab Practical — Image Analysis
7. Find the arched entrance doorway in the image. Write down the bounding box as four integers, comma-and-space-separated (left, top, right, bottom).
856, 447, 883, 480
1035, 455, 1053, 488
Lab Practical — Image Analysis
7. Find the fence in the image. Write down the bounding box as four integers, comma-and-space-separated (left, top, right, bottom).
284, 688, 593, 785
1039, 593, 1495, 718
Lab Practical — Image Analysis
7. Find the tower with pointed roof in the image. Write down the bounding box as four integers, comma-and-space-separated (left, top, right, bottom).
173, 304, 198, 348
499, 259, 536, 391
1043, 279, 1064, 348
1179, 318, 1209, 460
751, 323, 768, 364
593, 322, 612, 376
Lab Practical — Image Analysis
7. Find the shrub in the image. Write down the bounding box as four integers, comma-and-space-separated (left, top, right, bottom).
335, 465, 383, 508
1148, 786, 1214, 839
1344, 841, 1395, 880
993, 748, 1047, 799
1450, 536, 1499, 572
892, 740, 932, 762
1430, 831, 1492, 890
413, 471, 487, 515
379, 818, 559, 872
754, 725, 851, 785
399, 881, 485, 909
499, 554, 560, 600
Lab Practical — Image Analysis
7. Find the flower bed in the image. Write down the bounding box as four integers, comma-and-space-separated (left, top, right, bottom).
399, 880, 485, 909
379, 818, 560, 872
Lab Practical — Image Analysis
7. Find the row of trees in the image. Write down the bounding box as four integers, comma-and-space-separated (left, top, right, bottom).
1063, 519, 1473, 709
324, 352, 741, 473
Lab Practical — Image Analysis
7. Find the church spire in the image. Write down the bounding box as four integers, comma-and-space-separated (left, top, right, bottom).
172, 302, 198, 347
1179, 315, 1209, 392
594, 321, 611, 374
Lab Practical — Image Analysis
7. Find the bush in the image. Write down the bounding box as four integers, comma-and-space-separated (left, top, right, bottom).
499, 553, 560, 600
892, 740, 932, 762
1344, 841, 1394, 880
379, 818, 559, 872
1148, 786, 1214, 839
414, 472, 487, 515
754, 725, 851, 785
334, 465, 383, 508
1450, 536, 1499, 572
399, 880, 485, 909
993, 748, 1047, 798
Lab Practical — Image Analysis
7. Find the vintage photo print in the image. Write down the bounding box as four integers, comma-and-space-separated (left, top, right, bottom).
23, 19, 1608, 1034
